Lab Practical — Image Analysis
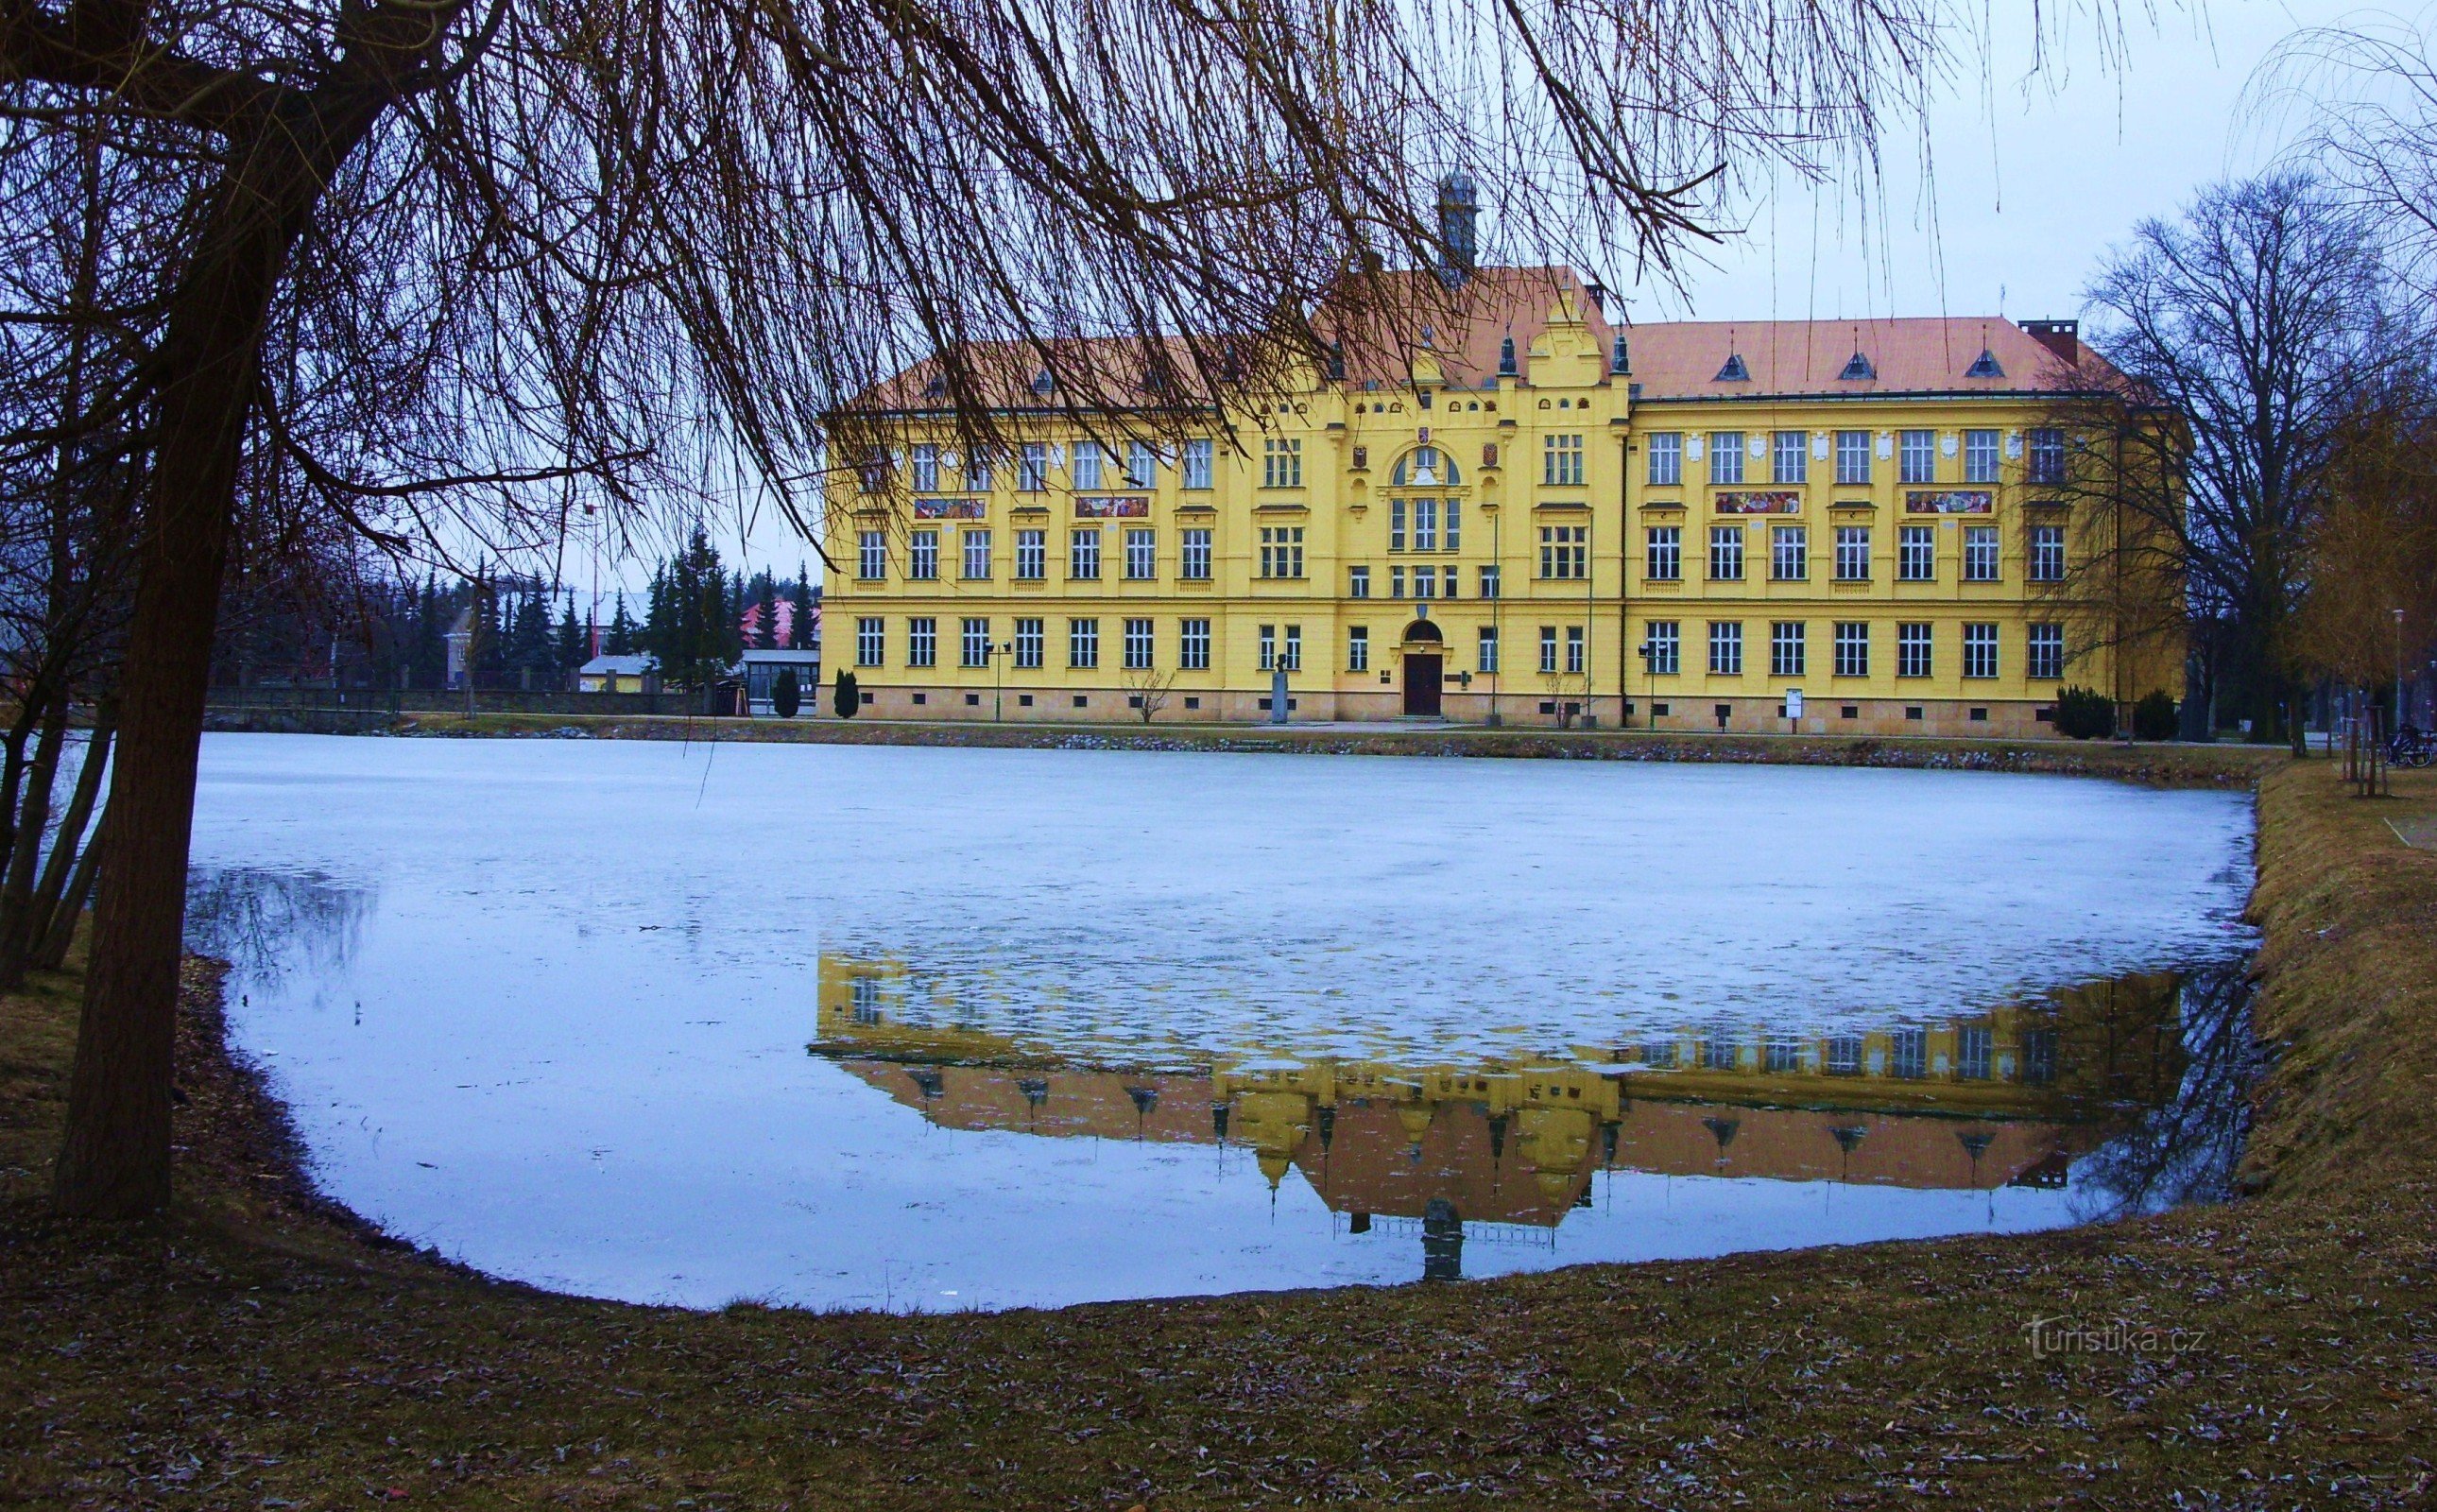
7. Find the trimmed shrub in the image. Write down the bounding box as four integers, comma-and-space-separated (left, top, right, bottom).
2054, 685, 2116, 740
772, 668, 801, 718
832, 670, 859, 719
2132, 690, 2178, 742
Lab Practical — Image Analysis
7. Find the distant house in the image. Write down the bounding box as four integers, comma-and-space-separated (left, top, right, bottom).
577, 654, 659, 694
737, 648, 821, 713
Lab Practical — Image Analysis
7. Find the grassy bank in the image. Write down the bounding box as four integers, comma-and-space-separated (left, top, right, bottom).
5, 765, 2434, 1510
216, 704, 2281, 788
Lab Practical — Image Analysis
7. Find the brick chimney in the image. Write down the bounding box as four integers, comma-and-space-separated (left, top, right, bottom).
2019, 318, 2078, 364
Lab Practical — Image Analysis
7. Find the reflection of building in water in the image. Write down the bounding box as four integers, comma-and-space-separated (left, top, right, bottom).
814, 954, 2192, 1241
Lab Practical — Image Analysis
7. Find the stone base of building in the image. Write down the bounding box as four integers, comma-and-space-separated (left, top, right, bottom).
828, 684, 2063, 740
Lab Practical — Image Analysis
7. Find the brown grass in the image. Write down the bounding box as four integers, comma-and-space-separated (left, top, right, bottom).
3, 763, 2434, 1511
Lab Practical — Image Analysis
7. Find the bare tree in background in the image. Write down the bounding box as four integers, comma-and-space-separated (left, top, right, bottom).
2291, 382, 2437, 712
4, 0, 2048, 1215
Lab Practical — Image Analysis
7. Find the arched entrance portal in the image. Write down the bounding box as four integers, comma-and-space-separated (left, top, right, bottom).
1400, 619, 1445, 717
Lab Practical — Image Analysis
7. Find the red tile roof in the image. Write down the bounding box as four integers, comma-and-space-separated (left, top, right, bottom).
1619, 315, 2101, 400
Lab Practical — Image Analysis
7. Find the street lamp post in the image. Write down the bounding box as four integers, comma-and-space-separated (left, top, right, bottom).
2397, 609, 2410, 734
992, 640, 1011, 723
1638, 641, 1654, 730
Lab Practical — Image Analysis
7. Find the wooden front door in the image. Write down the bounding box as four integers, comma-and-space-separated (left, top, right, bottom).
1403, 653, 1443, 715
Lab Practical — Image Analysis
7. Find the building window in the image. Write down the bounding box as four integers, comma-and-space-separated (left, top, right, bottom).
1259, 526, 1306, 578
1833, 621, 1868, 678
908, 529, 938, 581
961, 618, 990, 669
1646, 525, 1681, 581
1070, 527, 1101, 580
910, 443, 939, 492
1538, 626, 1559, 675
2029, 622, 2065, 681
1827, 1034, 1863, 1075
1013, 617, 1043, 669
858, 531, 886, 582
1183, 438, 1214, 490
1647, 432, 1682, 487
1124, 527, 1156, 581
1964, 524, 1999, 582
1836, 430, 1872, 486
1477, 626, 1500, 674
855, 616, 884, 667
1773, 430, 1808, 485
907, 616, 936, 668
1347, 565, 1370, 599
2030, 524, 2066, 582
1643, 620, 1680, 675
1834, 525, 1870, 581
1281, 625, 1302, 672
1389, 566, 1405, 598
1709, 431, 1745, 486
1544, 433, 1585, 487
1958, 1026, 1993, 1080
1347, 626, 1369, 672
1446, 497, 1462, 551
1388, 497, 1406, 552
1771, 525, 1807, 581
1964, 428, 2000, 484
1072, 440, 1103, 490
1539, 524, 1587, 579
1898, 524, 1935, 582
2028, 428, 2067, 485
1124, 617, 1154, 670
1764, 1035, 1803, 1074
1413, 565, 1436, 599
963, 453, 993, 492
1126, 441, 1156, 488
1258, 624, 1275, 671
1567, 625, 1587, 675
1897, 622, 1932, 678
1708, 524, 1744, 581
1180, 618, 1210, 670
1020, 441, 1048, 492
1068, 617, 1099, 669
1413, 497, 1439, 551
858, 450, 888, 493
961, 528, 991, 580
1964, 622, 1999, 679
1015, 529, 1046, 581
1439, 566, 1460, 599
1180, 528, 1211, 581
1478, 565, 1501, 599
1708, 621, 1743, 676
1261, 437, 1302, 489
1899, 429, 1936, 485
1770, 620, 1805, 678
1892, 1026, 1927, 1079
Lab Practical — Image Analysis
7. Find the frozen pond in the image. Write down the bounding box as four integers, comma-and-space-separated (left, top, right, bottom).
187, 733, 2257, 1311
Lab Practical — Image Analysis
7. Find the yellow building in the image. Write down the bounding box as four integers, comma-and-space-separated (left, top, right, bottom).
825, 267, 2178, 735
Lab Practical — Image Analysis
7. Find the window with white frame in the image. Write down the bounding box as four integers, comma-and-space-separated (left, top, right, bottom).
1389, 566, 1405, 598
961, 617, 990, 668
1892, 1026, 1927, 1079
1439, 566, 1460, 598
1013, 617, 1043, 669
1773, 430, 1807, 485
1898, 524, 1935, 581
2028, 428, 2067, 484
1413, 564, 1436, 599
1771, 525, 1807, 581
1897, 622, 1932, 678
2030, 523, 2066, 582
1899, 429, 1936, 484
1959, 1026, 1993, 1080
1014, 528, 1046, 580
1019, 442, 1047, 492
1833, 621, 1868, 678
1544, 433, 1585, 487
1538, 626, 1558, 674
1281, 624, 1302, 672
1347, 565, 1370, 598
1124, 527, 1156, 581
907, 616, 936, 668
961, 528, 991, 580
1413, 497, 1439, 551
1123, 617, 1154, 670
1068, 617, 1099, 669
1643, 620, 1680, 675
908, 529, 938, 580
963, 453, 993, 492
1072, 440, 1103, 490
1347, 626, 1369, 672
1646, 525, 1681, 581
1709, 431, 1745, 486
1126, 441, 1156, 488
1834, 525, 1870, 581
1179, 618, 1210, 670
1179, 528, 1210, 581
910, 443, 939, 492
858, 531, 886, 581
1708, 524, 1744, 581
1964, 524, 1999, 582
1539, 524, 1587, 579
1478, 564, 1501, 599
1836, 430, 1871, 485
1963, 622, 1999, 678
2028, 622, 2065, 680
1261, 437, 1302, 488
1389, 498, 1406, 551
1258, 624, 1276, 670
1964, 429, 2000, 483
1477, 626, 1500, 673
858, 451, 887, 492
1770, 620, 1805, 678
1708, 621, 1743, 676
1070, 527, 1101, 580
855, 616, 884, 667
1647, 432, 1682, 487
1446, 497, 1462, 551
1183, 438, 1214, 490
1259, 526, 1305, 578
1566, 625, 1586, 675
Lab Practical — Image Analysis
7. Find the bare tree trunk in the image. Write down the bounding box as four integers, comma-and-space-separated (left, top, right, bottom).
0, 696, 71, 988
9, 701, 115, 984
34, 812, 106, 972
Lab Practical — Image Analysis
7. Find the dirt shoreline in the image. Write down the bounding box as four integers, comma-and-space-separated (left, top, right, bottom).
4, 762, 2434, 1509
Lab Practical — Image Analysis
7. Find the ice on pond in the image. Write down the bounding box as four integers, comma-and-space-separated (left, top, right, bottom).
187, 733, 2256, 1311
